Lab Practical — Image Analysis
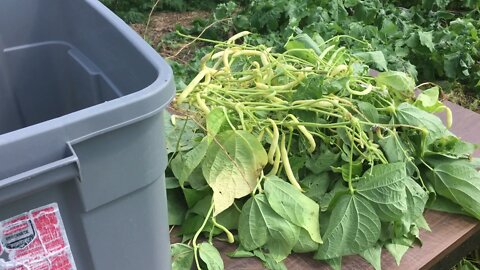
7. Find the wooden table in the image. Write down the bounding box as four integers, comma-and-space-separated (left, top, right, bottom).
171, 101, 480, 270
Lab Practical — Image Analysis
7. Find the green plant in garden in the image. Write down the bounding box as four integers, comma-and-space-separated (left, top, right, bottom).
453, 259, 480, 270
165, 32, 480, 269
233, 0, 480, 91
164, 0, 480, 103
104, 0, 480, 93
101, 0, 152, 22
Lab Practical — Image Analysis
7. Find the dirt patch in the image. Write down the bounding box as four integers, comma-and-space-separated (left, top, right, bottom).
442, 88, 480, 113
131, 11, 210, 61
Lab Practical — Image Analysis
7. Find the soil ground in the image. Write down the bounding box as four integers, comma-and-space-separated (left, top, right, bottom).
443, 88, 480, 113
131, 11, 210, 63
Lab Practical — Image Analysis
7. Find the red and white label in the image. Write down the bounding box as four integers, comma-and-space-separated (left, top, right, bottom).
0, 203, 76, 270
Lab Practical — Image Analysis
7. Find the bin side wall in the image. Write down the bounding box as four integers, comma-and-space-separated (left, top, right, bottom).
82, 176, 171, 269
74, 111, 168, 211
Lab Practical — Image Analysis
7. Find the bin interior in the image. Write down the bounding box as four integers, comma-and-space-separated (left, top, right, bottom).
0, 0, 159, 135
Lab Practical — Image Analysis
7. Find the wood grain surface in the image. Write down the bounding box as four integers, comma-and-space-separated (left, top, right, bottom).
170, 101, 480, 269
194, 210, 480, 270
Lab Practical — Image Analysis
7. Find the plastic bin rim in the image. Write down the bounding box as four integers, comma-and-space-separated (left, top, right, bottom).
0, 0, 174, 142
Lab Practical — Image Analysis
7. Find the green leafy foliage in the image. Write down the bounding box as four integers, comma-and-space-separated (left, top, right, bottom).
404, 178, 429, 224
395, 102, 451, 143
101, 0, 151, 23
264, 176, 322, 244
356, 163, 408, 222
238, 194, 300, 261
252, 250, 289, 270
202, 130, 268, 215
375, 71, 415, 96
167, 188, 188, 225
166, 33, 480, 269
171, 138, 208, 187
454, 259, 480, 270
386, 242, 411, 265
103, 0, 480, 266
414, 87, 445, 113
165, 0, 480, 97
164, 112, 203, 154
354, 51, 388, 71
171, 243, 194, 270
199, 243, 224, 270
240, 0, 480, 92
427, 162, 480, 219
360, 245, 382, 270
315, 194, 381, 259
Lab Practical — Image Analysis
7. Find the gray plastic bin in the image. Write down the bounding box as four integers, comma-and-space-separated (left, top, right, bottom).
0, 0, 174, 269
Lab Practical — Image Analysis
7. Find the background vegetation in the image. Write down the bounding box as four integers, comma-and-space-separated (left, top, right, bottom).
103, 0, 480, 268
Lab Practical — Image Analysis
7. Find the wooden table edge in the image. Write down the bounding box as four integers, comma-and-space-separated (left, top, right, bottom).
421, 217, 480, 270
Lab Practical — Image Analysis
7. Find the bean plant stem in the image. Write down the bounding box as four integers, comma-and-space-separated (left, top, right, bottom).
192, 203, 214, 270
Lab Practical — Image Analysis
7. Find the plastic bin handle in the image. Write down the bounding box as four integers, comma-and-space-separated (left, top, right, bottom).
0, 154, 79, 204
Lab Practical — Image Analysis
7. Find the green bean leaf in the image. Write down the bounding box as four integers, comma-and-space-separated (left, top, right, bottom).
285, 33, 321, 63
427, 162, 480, 219
395, 102, 451, 143
238, 194, 300, 262
326, 257, 342, 270
354, 51, 388, 71
227, 247, 255, 258
206, 107, 227, 142
418, 31, 435, 52
306, 147, 340, 174
357, 101, 380, 123
253, 250, 288, 270
171, 243, 194, 270
203, 130, 268, 215
199, 242, 224, 270
332, 158, 364, 182
164, 112, 203, 154
356, 163, 408, 222
375, 71, 415, 96
378, 134, 412, 168
293, 228, 320, 253
301, 172, 331, 202
404, 177, 428, 224
386, 242, 410, 266
427, 135, 476, 159
427, 196, 470, 216
167, 188, 187, 225
264, 176, 322, 244
315, 194, 381, 259
171, 138, 209, 187
294, 74, 325, 100
360, 244, 382, 270
413, 87, 444, 113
